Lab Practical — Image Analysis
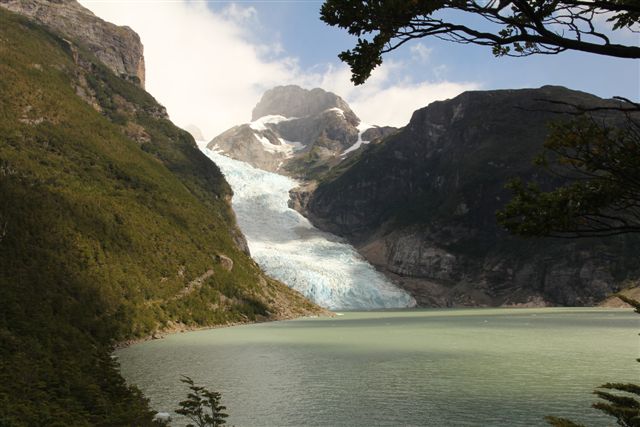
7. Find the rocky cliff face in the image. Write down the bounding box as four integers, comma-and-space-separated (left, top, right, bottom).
302, 86, 640, 307
208, 85, 392, 177
252, 85, 359, 124
0, 0, 145, 87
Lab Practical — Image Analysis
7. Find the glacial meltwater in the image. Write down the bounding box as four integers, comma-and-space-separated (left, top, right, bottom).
197, 143, 414, 309
117, 308, 639, 426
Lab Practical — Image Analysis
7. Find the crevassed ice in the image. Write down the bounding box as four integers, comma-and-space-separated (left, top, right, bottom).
198, 142, 415, 310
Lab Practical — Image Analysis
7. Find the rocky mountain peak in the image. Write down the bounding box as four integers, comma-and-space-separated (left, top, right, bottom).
407, 85, 605, 131
0, 0, 146, 87
252, 85, 359, 126
210, 85, 397, 178
302, 85, 637, 307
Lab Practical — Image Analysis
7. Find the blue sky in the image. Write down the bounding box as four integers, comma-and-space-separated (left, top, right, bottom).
240, 1, 638, 97
80, 0, 639, 139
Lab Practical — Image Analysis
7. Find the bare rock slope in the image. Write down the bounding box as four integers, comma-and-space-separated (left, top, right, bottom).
302, 86, 640, 307
252, 85, 358, 124
0, 0, 145, 86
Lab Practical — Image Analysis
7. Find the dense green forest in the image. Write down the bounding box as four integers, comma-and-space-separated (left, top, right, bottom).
0, 9, 319, 425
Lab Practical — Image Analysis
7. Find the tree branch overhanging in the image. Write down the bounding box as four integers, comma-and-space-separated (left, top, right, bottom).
320, 0, 640, 84
497, 100, 640, 238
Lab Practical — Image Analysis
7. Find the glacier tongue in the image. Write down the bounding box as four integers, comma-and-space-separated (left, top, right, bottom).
198, 143, 415, 310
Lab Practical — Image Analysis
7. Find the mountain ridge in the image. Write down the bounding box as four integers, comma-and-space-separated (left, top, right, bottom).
209, 83, 639, 307
0, 0, 146, 87
209, 85, 396, 178
252, 85, 359, 124
298, 85, 640, 307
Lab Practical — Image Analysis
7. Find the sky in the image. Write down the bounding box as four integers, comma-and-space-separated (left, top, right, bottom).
79, 0, 639, 140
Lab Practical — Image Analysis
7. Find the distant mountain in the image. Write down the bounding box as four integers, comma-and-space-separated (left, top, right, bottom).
252, 85, 358, 123
208, 85, 397, 178
0, 6, 322, 425
298, 86, 640, 307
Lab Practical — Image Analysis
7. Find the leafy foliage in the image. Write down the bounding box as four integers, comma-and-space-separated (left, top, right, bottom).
0, 8, 318, 425
498, 103, 640, 238
592, 386, 640, 426
320, 0, 640, 84
176, 376, 228, 427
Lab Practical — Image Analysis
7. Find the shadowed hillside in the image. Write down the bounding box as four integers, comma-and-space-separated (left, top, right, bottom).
302, 87, 640, 307
0, 8, 321, 425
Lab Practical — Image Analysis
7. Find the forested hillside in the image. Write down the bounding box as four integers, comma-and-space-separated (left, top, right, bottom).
0, 9, 320, 425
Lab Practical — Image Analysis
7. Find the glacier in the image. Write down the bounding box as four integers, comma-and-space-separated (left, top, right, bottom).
198, 143, 415, 310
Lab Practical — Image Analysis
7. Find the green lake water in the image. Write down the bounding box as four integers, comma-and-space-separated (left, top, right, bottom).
117, 308, 639, 426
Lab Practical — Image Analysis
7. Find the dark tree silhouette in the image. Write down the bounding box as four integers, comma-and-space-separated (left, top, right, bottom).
497, 99, 640, 238
320, 0, 640, 84
176, 376, 228, 427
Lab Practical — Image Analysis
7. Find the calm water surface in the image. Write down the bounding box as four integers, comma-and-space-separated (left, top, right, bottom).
117, 308, 639, 426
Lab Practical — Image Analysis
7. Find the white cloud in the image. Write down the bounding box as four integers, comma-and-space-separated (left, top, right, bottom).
432, 64, 449, 81
79, 0, 297, 140
352, 81, 479, 127
220, 3, 258, 23
306, 61, 479, 127
410, 43, 432, 63
79, 0, 480, 139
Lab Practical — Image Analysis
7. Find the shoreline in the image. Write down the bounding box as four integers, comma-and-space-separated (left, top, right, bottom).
114, 299, 635, 351
114, 312, 334, 350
